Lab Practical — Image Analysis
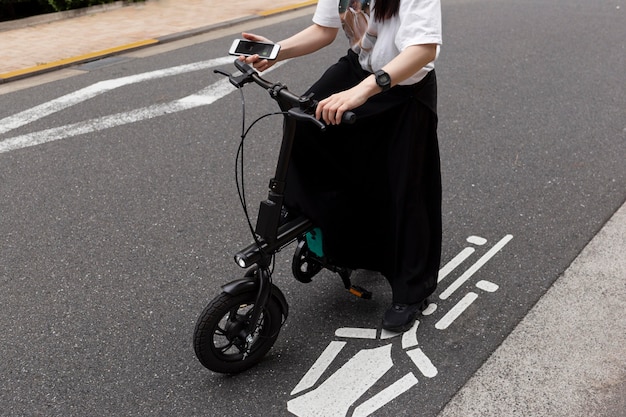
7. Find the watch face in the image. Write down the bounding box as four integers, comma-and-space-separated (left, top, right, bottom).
376, 70, 391, 89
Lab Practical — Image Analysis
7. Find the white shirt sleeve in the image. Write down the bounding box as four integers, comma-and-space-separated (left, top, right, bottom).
396, 0, 442, 50
313, 0, 342, 28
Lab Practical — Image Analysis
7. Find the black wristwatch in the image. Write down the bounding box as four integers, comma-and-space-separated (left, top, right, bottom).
374, 69, 391, 92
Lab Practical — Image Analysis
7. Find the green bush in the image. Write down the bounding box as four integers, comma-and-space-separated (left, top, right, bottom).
44, 0, 145, 12
0, 0, 145, 21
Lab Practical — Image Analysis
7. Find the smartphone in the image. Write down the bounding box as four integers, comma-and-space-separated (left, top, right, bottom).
229, 39, 281, 60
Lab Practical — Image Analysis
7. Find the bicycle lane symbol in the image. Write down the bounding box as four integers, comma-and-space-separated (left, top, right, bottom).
287, 234, 514, 417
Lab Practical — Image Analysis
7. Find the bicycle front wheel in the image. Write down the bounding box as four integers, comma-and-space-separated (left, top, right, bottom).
193, 290, 283, 374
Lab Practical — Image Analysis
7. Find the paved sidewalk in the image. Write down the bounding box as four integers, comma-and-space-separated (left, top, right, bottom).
0, 0, 316, 83
439, 201, 626, 417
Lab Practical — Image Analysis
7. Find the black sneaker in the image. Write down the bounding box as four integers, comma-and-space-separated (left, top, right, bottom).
381, 299, 429, 333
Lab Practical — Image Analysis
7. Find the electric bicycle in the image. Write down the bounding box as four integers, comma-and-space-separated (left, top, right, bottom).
193, 60, 371, 374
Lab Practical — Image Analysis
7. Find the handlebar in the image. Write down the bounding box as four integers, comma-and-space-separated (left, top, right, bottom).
215, 60, 356, 129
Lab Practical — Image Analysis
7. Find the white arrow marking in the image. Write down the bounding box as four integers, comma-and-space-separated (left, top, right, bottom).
0, 57, 234, 135
0, 60, 287, 154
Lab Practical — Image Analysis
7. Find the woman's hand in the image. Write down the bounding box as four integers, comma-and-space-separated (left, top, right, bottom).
237, 32, 277, 72
316, 76, 379, 125
316, 44, 439, 125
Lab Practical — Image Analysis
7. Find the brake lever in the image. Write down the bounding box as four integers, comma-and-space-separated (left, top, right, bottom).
288, 107, 326, 131
213, 69, 246, 88
213, 69, 230, 77
214, 60, 257, 88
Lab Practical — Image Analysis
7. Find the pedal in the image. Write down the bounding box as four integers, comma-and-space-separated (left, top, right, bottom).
348, 285, 372, 300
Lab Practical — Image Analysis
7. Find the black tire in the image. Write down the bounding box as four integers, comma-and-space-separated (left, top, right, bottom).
193, 290, 283, 374
292, 239, 323, 283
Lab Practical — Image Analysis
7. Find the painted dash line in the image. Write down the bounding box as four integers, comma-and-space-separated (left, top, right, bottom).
435, 292, 479, 330
439, 234, 513, 300
438, 247, 475, 283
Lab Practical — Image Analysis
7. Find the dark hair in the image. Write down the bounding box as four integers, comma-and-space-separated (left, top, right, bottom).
373, 0, 400, 22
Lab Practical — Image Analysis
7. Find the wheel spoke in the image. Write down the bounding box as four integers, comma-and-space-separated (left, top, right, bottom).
218, 340, 236, 354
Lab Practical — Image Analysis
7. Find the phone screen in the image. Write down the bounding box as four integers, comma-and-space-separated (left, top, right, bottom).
234, 40, 275, 57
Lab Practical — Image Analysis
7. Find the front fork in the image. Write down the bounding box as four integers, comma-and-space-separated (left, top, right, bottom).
242, 261, 272, 356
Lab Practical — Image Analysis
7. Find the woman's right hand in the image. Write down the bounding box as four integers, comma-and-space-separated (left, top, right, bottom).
237, 32, 279, 72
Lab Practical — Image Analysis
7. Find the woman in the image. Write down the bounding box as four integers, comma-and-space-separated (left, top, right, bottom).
241, 0, 442, 333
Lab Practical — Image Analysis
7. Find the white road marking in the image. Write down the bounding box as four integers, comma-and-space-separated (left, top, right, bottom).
438, 236, 486, 283
439, 235, 513, 299
287, 345, 394, 417
438, 247, 475, 283
352, 373, 418, 417
467, 235, 487, 245
0, 59, 287, 154
0, 57, 234, 136
288, 234, 514, 416
476, 280, 499, 292
422, 303, 437, 316
290, 341, 346, 396
435, 292, 479, 330
335, 327, 377, 339
0, 80, 227, 153
406, 347, 438, 378
401, 320, 420, 349
380, 329, 400, 339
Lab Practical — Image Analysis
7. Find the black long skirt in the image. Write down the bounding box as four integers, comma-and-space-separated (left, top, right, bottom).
284, 50, 442, 304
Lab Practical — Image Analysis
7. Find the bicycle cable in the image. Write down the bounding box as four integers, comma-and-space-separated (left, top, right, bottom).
233, 85, 288, 274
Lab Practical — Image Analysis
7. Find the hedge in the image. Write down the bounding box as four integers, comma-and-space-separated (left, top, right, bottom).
0, 0, 145, 21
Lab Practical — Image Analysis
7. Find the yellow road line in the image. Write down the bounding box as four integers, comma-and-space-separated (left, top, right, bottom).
0, 39, 159, 80
258, 0, 317, 16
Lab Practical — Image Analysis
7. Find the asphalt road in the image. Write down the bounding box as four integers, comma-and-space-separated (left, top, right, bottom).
1, 0, 624, 416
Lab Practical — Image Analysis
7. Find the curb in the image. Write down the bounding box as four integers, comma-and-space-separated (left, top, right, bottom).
0, 0, 317, 84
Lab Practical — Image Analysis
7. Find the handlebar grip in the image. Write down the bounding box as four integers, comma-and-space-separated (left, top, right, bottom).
225, 60, 357, 126
342, 111, 356, 125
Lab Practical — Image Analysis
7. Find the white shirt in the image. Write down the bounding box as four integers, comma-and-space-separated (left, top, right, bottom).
313, 0, 442, 85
